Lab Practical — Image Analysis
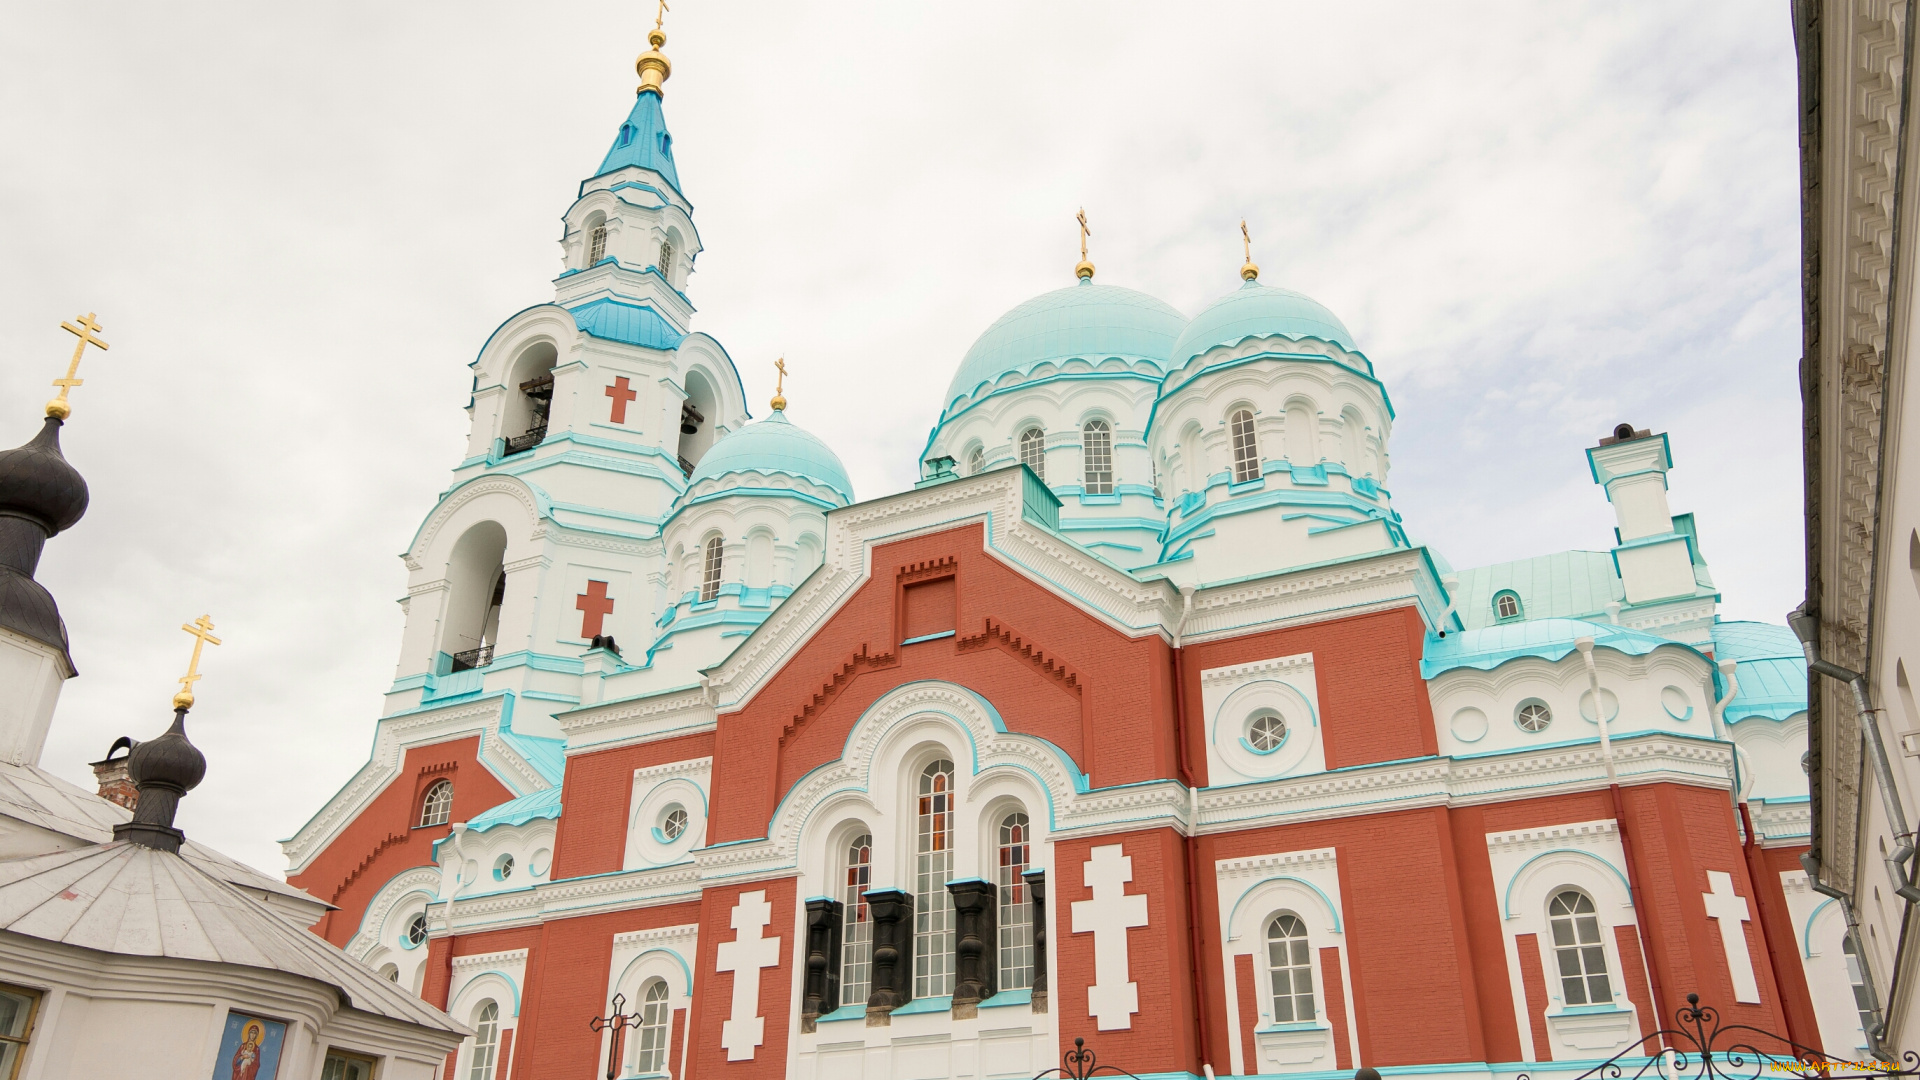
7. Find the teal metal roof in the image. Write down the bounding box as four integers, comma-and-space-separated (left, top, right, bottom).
1451, 551, 1624, 630
1711, 621, 1808, 723
497, 728, 566, 785
687, 410, 854, 501
1170, 280, 1357, 364
595, 91, 682, 191
942, 280, 1186, 410
570, 298, 686, 351
466, 786, 562, 833
1421, 618, 1691, 678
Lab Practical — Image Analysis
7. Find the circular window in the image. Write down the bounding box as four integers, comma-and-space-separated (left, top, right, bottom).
1515, 700, 1553, 733
1246, 712, 1287, 753
494, 854, 514, 881
661, 805, 689, 841
404, 912, 429, 949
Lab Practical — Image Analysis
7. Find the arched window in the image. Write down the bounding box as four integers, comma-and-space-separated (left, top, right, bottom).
1266, 913, 1315, 1022
658, 239, 674, 283
419, 780, 453, 827
914, 759, 956, 998
1018, 427, 1046, 480
632, 978, 671, 1074
1285, 401, 1317, 464
1494, 591, 1522, 620
1548, 890, 1611, 1005
378, 962, 400, 983
997, 811, 1034, 990
588, 224, 608, 266
468, 1001, 500, 1080
1844, 935, 1876, 1037
841, 833, 874, 1006
967, 446, 986, 476
1082, 420, 1113, 495
1230, 409, 1260, 483
700, 536, 724, 603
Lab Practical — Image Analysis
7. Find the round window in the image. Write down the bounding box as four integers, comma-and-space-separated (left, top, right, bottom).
661, 805, 689, 841
404, 912, 428, 949
1515, 700, 1552, 733
1246, 712, 1287, 752
495, 854, 514, 881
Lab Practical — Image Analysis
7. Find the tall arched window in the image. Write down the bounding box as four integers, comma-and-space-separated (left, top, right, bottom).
700, 536, 723, 603
1844, 935, 1877, 1038
588, 224, 608, 266
1266, 913, 1315, 1022
914, 760, 956, 998
841, 833, 874, 1006
1082, 420, 1113, 495
632, 978, 671, 1074
997, 811, 1033, 990
1230, 408, 1260, 483
1548, 890, 1611, 1005
419, 780, 453, 827
967, 446, 986, 476
658, 239, 674, 283
468, 1001, 500, 1080
1018, 427, 1046, 480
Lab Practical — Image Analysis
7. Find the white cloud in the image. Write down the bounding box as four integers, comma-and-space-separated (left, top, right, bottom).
0, 1, 1802, 878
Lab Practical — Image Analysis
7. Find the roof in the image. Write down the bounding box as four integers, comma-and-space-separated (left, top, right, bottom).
569, 298, 686, 352
1170, 279, 1358, 363
1451, 551, 1624, 630
1711, 620, 1809, 723
0, 760, 328, 913
0, 841, 462, 1034
686, 410, 854, 501
594, 90, 682, 190
942, 280, 1186, 410
1421, 618, 1696, 678
466, 786, 561, 833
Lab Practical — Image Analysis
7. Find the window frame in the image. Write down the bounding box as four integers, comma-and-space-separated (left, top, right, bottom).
700, 536, 724, 603
1264, 912, 1317, 1024
841, 831, 875, 1007
1018, 427, 1046, 481
913, 759, 958, 999
418, 779, 454, 828
966, 446, 986, 476
588, 224, 608, 266
1546, 889, 1613, 1007
1515, 699, 1553, 733
467, 1000, 501, 1080
1229, 408, 1260, 483
631, 978, 672, 1076
1081, 419, 1114, 495
1493, 590, 1523, 621
0, 982, 42, 1080
996, 810, 1034, 991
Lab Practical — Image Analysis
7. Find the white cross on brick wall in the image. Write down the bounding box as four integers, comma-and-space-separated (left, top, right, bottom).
1702, 870, 1761, 1004
715, 890, 781, 1060
1071, 843, 1151, 1031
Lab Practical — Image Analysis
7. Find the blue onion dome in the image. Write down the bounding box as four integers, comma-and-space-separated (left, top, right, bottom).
943, 280, 1188, 410
686, 410, 853, 502
1170, 279, 1358, 367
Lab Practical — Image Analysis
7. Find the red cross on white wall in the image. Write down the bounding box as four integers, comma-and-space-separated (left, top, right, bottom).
576, 580, 615, 638
605, 377, 638, 424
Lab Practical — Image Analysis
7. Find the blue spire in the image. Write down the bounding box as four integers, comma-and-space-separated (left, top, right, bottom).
595, 91, 682, 192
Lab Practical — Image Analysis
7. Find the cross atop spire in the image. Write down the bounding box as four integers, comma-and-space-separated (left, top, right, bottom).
771, 358, 788, 412
635, 2, 673, 97
1240, 219, 1259, 282
48, 312, 109, 420
173, 615, 222, 710
1075, 208, 1095, 281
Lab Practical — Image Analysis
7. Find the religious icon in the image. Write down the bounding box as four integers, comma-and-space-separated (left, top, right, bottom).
211, 1012, 286, 1080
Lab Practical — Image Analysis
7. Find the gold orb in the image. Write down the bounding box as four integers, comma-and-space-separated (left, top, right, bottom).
771, 393, 787, 411
1075, 260, 1096, 280
172, 690, 195, 710
44, 398, 70, 420
1241, 261, 1260, 282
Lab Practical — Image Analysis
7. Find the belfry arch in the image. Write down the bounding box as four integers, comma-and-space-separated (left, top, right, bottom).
441, 520, 508, 670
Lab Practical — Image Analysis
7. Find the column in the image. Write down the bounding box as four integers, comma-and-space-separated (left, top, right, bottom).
948, 878, 998, 1018
801, 897, 843, 1032
865, 888, 914, 1023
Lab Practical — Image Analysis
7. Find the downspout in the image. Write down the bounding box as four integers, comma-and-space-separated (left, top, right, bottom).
1712, 659, 1742, 808
1577, 638, 1670, 1044
1806, 849, 1894, 1057
1171, 585, 1214, 1075
1788, 606, 1920, 904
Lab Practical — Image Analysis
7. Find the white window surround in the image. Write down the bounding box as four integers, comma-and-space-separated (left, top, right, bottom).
624, 758, 711, 871
1485, 820, 1645, 1063
448, 952, 526, 1080
1200, 653, 1326, 786
602, 924, 698, 1079
1214, 846, 1356, 1076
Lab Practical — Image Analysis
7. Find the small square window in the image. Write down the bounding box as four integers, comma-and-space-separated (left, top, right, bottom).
0, 983, 42, 1080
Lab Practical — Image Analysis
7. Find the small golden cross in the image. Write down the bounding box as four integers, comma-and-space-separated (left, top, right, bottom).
1241, 219, 1252, 262
49, 312, 109, 418
774, 357, 787, 396
173, 614, 223, 709
1076, 208, 1091, 260
654, 0, 669, 30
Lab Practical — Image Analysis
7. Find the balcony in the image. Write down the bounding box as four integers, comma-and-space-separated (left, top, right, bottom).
449, 644, 494, 672
503, 427, 546, 456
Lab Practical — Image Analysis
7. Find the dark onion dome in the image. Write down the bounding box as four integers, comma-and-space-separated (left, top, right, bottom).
0, 417, 88, 536
113, 708, 208, 853
0, 417, 86, 666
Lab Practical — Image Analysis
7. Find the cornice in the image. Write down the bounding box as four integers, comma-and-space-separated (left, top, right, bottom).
451, 948, 528, 974
1215, 845, 1339, 881
1485, 818, 1619, 854
557, 684, 713, 749
612, 922, 700, 950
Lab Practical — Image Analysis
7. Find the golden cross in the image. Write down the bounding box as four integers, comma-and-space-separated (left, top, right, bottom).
1241, 219, 1252, 262
774, 357, 787, 396
172, 614, 223, 710
49, 312, 109, 418
1076, 208, 1090, 260
654, 0, 669, 30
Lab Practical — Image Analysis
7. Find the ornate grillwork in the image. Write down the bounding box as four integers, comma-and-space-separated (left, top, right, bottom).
449, 644, 493, 672
1034, 1039, 1141, 1080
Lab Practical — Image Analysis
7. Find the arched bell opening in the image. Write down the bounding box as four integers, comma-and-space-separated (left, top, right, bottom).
442, 521, 508, 672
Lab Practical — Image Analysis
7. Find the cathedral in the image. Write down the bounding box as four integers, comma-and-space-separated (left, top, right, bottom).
279, 22, 1853, 1080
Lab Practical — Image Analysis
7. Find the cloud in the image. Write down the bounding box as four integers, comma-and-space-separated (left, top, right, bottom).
0, 1, 1801, 878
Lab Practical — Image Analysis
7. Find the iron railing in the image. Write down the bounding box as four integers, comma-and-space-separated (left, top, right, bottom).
503, 427, 546, 456
449, 645, 493, 672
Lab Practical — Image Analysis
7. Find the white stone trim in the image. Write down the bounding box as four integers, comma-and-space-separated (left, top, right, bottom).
1214, 845, 1356, 1075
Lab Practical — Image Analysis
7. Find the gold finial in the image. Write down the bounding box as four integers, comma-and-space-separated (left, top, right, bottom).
1240, 220, 1259, 282
771, 357, 788, 412
1075, 208, 1094, 280
172, 615, 222, 710
636, 0, 672, 96
47, 312, 109, 420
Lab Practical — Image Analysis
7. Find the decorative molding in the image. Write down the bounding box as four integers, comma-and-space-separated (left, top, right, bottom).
451, 948, 529, 975
1214, 845, 1339, 882
1485, 819, 1620, 855
612, 922, 701, 951
1201, 651, 1316, 687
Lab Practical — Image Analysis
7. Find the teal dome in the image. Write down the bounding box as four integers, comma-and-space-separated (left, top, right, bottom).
943, 280, 1187, 410
687, 411, 853, 501
1171, 280, 1357, 366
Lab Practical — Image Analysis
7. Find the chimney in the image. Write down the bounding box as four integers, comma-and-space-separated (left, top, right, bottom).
90, 736, 138, 810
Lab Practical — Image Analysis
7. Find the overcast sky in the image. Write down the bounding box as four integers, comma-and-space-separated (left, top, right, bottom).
1, 3, 1803, 878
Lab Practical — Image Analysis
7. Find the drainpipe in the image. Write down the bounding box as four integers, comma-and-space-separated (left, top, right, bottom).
1436, 575, 1460, 638
1578, 638, 1670, 1044
1805, 849, 1894, 1058
1787, 606, 1920, 904
1713, 659, 1742, 807
1171, 585, 1214, 1075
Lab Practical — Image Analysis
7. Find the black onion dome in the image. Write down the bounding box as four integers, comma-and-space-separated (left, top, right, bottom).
0, 417, 88, 536
126, 711, 207, 795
